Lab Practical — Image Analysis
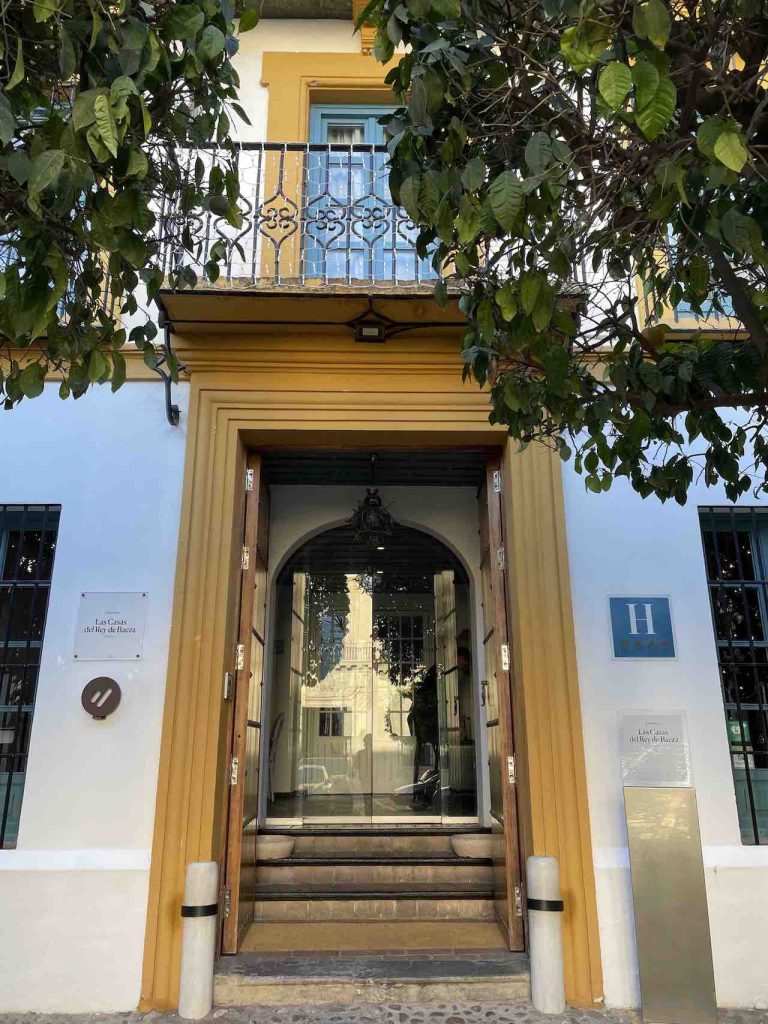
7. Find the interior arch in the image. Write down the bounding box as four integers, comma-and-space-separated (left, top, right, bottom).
264, 522, 480, 824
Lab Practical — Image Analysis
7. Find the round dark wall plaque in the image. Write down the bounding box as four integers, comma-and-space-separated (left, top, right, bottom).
81, 677, 122, 719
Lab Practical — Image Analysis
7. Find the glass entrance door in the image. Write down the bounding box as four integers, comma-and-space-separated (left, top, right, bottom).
265, 525, 478, 824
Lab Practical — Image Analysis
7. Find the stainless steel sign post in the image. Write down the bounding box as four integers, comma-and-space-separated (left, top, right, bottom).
621, 712, 717, 1024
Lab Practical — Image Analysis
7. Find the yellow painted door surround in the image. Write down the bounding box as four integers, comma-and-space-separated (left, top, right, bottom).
138, 329, 603, 1011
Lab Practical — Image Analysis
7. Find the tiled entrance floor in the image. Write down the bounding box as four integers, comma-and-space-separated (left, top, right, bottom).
241, 921, 507, 953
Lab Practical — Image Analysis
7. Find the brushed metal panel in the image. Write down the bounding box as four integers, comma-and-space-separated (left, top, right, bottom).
624, 788, 717, 1024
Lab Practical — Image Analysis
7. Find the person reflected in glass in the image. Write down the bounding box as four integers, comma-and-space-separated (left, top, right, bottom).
407, 663, 439, 808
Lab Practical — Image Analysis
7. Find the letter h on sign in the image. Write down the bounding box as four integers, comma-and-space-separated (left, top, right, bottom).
610, 597, 675, 659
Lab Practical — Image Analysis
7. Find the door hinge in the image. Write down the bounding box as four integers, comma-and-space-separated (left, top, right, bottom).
493, 469, 502, 493
495, 546, 505, 571
501, 643, 510, 671
507, 754, 516, 784
236, 643, 245, 671
223, 672, 234, 701
241, 545, 250, 571
223, 888, 232, 918
230, 756, 239, 786
514, 884, 523, 917
245, 468, 254, 491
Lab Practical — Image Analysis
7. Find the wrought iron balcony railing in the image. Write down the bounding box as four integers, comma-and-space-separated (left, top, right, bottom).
160, 143, 437, 289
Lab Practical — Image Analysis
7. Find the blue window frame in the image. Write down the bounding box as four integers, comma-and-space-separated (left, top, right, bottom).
303, 104, 435, 282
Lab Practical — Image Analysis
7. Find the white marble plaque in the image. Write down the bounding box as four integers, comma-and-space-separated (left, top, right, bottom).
74, 592, 148, 660
621, 711, 692, 788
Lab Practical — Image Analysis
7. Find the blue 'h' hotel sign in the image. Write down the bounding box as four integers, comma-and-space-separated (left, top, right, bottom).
610, 597, 675, 659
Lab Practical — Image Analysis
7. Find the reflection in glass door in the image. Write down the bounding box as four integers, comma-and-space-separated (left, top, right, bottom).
265, 525, 478, 824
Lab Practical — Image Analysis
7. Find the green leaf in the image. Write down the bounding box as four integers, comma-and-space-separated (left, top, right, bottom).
88, 349, 108, 382
110, 76, 138, 104
714, 130, 748, 172
697, 117, 726, 159
532, 283, 555, 331
73, 90, 101, 131
400, 176, 421, 221
495, 283, 517, 322
7, 150, 29, 184
456, 194, 482, 244
524, 132, 553, 173
521, 272, 545, 315
28, 150, 67, 199
598, 62, 632, 111
7, 38, 24, 91
461, 157, 486, 193
94, 94, 118, 158
432, 0, 461, 17
111, 351, 127, 392
721, 207, 757, 253
419, 173, 440, 220
635, 72, 676, 141
197, 25, 226, 62
59, 25, 77, 78
632, 61, 659, 110
126, 149, 149, 178
488, 171, 522, 231
19, 363, 45, 399
162, 5, 205, 39
634, 0, 671, 48
34, 0, 59, 22
560, 23, 608, 74
239, 7, 260, 31
0, 94, 15, 145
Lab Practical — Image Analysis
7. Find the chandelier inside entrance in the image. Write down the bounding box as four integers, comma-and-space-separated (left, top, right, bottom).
346, 455, 395, 552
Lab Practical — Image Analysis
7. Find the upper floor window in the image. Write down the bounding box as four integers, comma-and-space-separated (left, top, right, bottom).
0, 505, 60, 848
700, 507, 768, 844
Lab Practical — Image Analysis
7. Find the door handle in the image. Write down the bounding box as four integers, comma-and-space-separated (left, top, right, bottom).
480, 679, 489, 706
453, 696, 459, 717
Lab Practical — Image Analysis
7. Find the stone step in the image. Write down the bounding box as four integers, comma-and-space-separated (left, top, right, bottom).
264, 831, 477, 857
257, 857, 493, 886
254, 891, 496, 922
214, 951, 530, 1006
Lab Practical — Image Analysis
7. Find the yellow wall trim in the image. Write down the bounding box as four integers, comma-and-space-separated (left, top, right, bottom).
139, 334, 603, 1010
260, 51, 397, 141
503, 442, 603, 1007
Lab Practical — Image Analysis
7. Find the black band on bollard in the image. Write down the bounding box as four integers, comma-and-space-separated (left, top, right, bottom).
527, 897, 564, 912
181, 903, 219, 918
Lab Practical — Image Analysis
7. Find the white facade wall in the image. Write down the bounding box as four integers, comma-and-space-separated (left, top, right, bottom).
563, 466, 768, 1010
233, 21, 360, 141
0, 381, 188, 1011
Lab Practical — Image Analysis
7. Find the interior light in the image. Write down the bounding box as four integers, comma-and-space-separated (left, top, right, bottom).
377, 545, 385, 551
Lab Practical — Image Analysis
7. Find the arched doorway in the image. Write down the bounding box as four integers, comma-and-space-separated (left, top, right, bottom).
265, 523, 480, 824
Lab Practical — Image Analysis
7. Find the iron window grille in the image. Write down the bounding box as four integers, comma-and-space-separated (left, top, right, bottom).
0, 505, 60, 848
700, 506, 768, 844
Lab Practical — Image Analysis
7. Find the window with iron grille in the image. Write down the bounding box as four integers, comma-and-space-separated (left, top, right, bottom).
0, 505, 60, 848
700, 507, 768, 844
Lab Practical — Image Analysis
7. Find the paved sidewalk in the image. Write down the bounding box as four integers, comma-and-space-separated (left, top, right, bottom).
2, 1004, 768, 1024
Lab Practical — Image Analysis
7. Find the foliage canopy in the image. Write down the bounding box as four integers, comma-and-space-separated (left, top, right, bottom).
0, 0, 256, 405
367, 0, 768, 501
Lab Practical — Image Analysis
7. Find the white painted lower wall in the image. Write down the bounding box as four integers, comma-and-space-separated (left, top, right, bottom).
563, 465, 768, 1009
0, 381, 188, 1012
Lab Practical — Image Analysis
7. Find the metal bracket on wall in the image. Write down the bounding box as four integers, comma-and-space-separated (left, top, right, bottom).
153, 307, 187, 426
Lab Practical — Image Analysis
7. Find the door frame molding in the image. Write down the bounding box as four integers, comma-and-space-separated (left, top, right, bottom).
138, 339, 602, 1010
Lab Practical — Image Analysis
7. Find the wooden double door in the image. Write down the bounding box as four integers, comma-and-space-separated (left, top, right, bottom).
219, 451, 523, 953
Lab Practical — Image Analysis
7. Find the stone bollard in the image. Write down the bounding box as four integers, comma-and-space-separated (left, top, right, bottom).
526, 855, 566, 1014
178, 861, 219, 1019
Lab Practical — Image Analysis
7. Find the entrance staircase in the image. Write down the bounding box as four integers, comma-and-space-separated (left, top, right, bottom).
214, 826, 530, 1006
